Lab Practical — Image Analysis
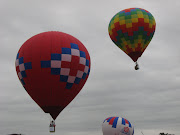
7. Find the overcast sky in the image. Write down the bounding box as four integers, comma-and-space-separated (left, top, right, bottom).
0, 0, 180, 135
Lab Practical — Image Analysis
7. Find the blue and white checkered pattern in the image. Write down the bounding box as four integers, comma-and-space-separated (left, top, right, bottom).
15, 53, 32, 86
41, 43, 90, 89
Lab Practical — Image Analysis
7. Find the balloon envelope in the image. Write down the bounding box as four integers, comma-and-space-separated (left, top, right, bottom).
15, 31, 91, 120
108, 8, 156, 62
102, 117, 134, 135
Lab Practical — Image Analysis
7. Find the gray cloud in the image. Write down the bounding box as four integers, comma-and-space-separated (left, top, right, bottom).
0, 0, 180, 135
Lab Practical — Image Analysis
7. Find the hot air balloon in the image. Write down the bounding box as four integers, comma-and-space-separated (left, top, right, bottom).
108, 8, 156, 70
15, 31, 91, 129
102, 116, 134, 135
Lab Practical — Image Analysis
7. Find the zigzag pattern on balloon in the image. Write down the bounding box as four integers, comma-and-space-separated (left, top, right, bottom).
41, 43, 90, 89
15, 53, 32, 86
104, 117, 132, 128
108, 8, 156, 62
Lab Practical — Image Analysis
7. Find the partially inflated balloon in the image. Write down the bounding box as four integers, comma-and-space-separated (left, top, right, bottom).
102, 117, 134, 135
108, 8, 156, 67
15, 31, 91, 120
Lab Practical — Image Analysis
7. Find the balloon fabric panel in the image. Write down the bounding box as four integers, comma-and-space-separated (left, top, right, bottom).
108, 8, 156, 62
15, 31, 91, 120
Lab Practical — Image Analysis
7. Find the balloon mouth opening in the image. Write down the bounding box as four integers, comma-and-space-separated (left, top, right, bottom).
41, 106, 65, 120
128, 51, 142, 62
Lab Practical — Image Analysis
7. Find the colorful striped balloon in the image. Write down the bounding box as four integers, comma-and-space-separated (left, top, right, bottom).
102, 116, 134, 135
108, 8, 156, 63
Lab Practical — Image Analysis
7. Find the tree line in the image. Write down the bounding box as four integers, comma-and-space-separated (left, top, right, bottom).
159, 133, 175, 135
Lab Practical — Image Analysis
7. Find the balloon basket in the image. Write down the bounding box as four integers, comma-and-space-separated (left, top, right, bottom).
135, 62, 139, 70
49, 125, 55, 133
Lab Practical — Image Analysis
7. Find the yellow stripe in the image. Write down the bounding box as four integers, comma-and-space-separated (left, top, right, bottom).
141, 43, 149, 51
127, 44, 135, 51
123, 41, 127, 45
119, 20, 125, 25
110, 24, 115, 29
119, 38, 128, 53
149, 24, 152, 28
131, 14, 138, 18
135, 43, 138, 48
144, 18, 149, 23
137, 14, 144, 18
114, 17, 119, 23
132, 18, 138, 23
122, 46, 127, 53
140, 43, 143, 49
126, 23, 132, 28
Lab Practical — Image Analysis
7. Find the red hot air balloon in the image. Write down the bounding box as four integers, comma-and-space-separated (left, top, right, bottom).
15, 31, 91, 120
